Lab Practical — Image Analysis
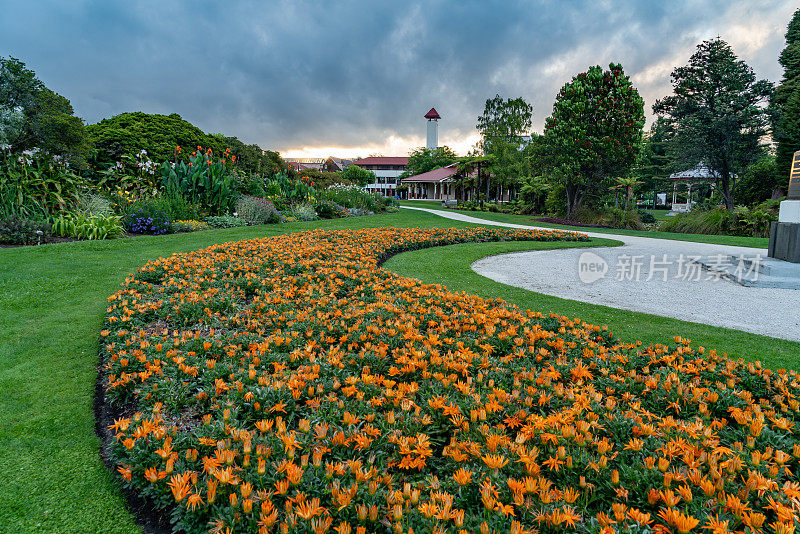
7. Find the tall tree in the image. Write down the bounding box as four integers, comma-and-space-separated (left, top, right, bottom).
477, 95, 532, 147
476, 95, 532, 200
0, 56, 87, 164
29, 87, 87, 160
772, 8, 800, 187
341, 164, 376, 187
400, 146, 458, 177
535, 63, 645, 218
87, 112, 212, 169
653, 39, 773, 209
633, 117, 673, 207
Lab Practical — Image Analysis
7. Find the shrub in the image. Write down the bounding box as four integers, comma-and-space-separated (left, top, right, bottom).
160, 147, 237, 214
99, 227, 800, 534
264, 173, 312, 205
86, 112, 214, 171
731, 205, 776, 237
297, 169, 346, 189
171, 220, 210, 233
659, 208, 730, 235
122, 203, 171, 235
320, 183, 384, 212
77, 192, 114, 216
0, 146, 89, 218
638, 210, 656, 223
204, 214, 248, 228
153, 191, 204, 221
315, 199, 350, 219
348, 207, 373, 217
231, 168, 266, 197
544, 183, 567, 217
52, 212, 125, 240
95, 150, 160, 199
575, 206, 645, 230
235, 196, 282, 225
659, 206, 776, 237
0, 216, 50, 245
736, 156, 781, 206
292, 202, 318, 221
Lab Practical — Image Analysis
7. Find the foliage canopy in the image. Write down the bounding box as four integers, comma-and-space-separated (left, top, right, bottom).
0, 56, 87, 166
535, 63, 645, 218
86, 112, 286, 176
401, 146, 458, 178
342, 164, 377, 187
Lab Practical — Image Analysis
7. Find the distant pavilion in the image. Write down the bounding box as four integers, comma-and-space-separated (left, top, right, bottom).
667, 164, 728, 212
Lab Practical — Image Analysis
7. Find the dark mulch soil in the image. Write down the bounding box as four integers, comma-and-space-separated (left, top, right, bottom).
0, 236, 80, 248
94, 360, 173, 534
531, 217, 619, 229
0, 233, 151, 249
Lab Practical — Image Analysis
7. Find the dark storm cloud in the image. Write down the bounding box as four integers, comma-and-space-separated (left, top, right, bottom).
0, 0, 794, 153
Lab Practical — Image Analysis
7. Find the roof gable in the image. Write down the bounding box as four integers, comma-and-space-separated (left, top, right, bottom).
424, 107, 441, 119
402, 163, 459, 183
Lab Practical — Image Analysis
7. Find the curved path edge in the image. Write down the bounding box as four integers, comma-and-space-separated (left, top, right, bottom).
401, 206, 799, 342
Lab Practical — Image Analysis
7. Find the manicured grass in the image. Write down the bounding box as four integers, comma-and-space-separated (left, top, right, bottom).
0, 211, 499, 533
400, 200, 770, 248
383, 240, 800, 370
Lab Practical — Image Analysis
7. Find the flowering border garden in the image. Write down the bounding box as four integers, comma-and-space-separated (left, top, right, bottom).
99, 226, 800, 534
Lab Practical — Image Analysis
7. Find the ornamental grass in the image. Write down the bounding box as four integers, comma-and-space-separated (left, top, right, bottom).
100, 227, 799, 534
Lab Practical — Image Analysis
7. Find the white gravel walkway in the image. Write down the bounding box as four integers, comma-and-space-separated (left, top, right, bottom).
403, 206, 800, 342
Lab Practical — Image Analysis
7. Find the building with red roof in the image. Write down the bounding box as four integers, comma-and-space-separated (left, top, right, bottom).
402, 163, 479, 202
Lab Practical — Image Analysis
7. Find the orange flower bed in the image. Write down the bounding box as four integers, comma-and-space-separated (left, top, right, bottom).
100, 227, 800, 534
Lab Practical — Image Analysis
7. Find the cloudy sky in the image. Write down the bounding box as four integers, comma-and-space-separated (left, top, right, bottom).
1, 1, 796, 158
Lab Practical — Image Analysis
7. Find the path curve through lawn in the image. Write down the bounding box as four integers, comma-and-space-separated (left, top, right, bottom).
401, 206, 800, 342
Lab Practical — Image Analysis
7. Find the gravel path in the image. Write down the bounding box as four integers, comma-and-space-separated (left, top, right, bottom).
402, 206, 800, 342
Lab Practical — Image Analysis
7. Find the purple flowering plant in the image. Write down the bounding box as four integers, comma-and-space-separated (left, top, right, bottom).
122, 205, 171, 235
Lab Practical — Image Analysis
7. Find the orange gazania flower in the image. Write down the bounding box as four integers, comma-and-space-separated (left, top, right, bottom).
453, 468, 472, 485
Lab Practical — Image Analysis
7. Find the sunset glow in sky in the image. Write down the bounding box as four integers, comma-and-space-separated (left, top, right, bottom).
1, 1, 796, 159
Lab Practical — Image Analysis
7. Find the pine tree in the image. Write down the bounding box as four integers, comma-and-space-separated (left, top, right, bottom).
773, 8, 800, 185
779, 89, 800, 187
654, 39, 772, 209
634, 117, 672, 206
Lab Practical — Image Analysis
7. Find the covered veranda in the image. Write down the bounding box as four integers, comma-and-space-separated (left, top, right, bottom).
403, 164, 467, 201
667, 165, 721, 213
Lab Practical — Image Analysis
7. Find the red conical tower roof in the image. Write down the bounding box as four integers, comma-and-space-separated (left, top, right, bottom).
424, 107, 441, 119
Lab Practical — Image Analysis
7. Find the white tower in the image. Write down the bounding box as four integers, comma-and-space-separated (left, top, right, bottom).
425, 107, 440, 150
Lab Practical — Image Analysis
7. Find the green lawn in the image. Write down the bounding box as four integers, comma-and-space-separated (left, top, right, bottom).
400, 200, 770, 248
0, 207, 793, 533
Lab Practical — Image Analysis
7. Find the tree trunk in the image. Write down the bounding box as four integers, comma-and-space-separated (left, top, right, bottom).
565, 183, 584, 220
720, 174, 733, 210
622, 189, 631, 226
